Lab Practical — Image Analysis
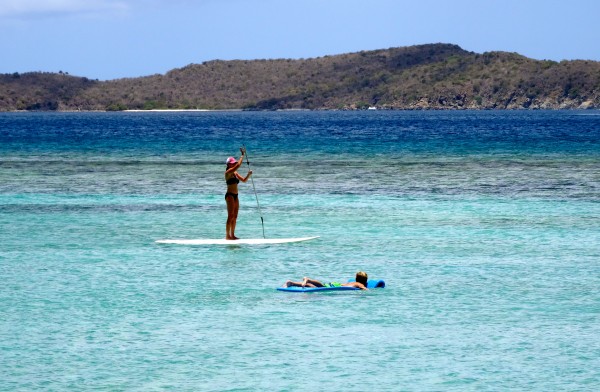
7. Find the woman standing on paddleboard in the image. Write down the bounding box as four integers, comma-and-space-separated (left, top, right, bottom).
224, 148, 252, 240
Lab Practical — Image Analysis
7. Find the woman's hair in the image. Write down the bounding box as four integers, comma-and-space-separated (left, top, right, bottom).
356, 271, 368, 285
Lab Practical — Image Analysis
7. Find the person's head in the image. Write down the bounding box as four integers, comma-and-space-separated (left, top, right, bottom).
355, 271, 368, 286
226, 157, 236, 167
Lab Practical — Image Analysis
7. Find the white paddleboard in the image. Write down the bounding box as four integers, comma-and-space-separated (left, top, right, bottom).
155, 236, 319, 245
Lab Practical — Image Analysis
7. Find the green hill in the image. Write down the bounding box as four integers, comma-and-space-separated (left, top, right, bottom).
1, 44, 599, 111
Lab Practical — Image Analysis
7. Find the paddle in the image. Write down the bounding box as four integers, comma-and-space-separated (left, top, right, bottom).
242, 145, 265, 239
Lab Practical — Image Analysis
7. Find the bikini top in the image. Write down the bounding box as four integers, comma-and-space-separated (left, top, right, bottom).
226, 176, 240, 185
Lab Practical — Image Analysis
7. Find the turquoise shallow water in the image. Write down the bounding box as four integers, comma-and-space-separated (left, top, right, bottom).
1, 111, 599, 390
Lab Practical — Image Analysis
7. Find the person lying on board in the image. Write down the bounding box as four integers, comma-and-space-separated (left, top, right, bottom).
282, 271, 369, 290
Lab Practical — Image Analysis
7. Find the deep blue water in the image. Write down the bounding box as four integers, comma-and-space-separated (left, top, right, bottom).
1, 110, 599, 390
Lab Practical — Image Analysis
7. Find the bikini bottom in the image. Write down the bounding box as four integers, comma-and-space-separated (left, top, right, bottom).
225, 192, 238, 201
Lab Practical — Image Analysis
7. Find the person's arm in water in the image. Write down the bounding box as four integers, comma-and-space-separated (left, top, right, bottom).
342, 281, 368, 290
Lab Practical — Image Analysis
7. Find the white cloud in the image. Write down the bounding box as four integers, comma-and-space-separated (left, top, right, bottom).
0, 0, 129, 18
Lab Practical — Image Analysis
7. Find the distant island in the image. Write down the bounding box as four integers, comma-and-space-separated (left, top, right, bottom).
1, 43, 598, 111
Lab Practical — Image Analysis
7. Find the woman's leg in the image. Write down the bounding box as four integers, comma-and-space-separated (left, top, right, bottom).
231, 197, 240, 239
225, 195, 235, 239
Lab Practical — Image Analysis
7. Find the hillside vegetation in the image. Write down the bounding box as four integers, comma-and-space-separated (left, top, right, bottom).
1, 44, 599, 111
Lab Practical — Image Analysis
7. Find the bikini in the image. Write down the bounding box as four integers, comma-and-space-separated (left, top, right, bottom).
225, 192, 238, 200
225, 176, 239, 200
226, 177, 240, 185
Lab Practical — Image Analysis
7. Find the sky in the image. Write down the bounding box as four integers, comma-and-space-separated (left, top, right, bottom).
1, 0, 599, 80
